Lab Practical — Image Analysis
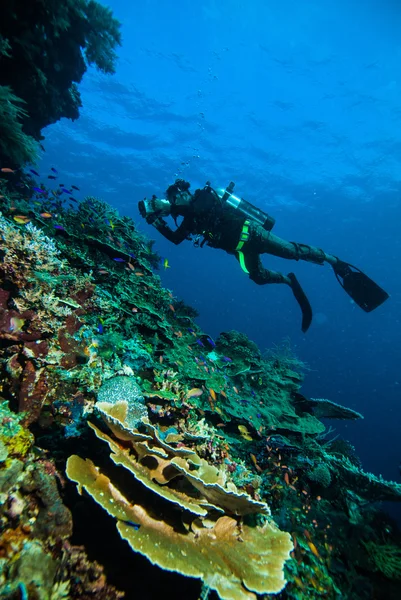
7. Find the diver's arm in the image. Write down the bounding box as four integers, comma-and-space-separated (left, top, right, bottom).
153, 217, 190, 245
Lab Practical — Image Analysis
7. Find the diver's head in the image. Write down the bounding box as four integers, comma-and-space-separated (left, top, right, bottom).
138, 195, 171, 224
166, 179, 191, 205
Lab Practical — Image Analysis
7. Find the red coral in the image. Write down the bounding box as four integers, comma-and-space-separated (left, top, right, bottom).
58, 328, 87, 369
19, 362, 49, 425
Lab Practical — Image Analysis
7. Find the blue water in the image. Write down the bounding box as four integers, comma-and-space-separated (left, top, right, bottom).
39, 0, 401, 509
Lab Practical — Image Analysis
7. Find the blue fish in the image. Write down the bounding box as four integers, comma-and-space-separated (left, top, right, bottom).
33, 187, 45, 193
206, 336, 216, 348
30, 169, 40, 176
97, 323, 104, 334
257, 413, 262, 418
188, 328, 195, 334
251, 390, 256, 397
61, 188, 71, 194
54, 225, 66, 231
113, 257, 125, 262
51, 167, 58, 173
222, 356, 232, 362
196, 339, 205, 347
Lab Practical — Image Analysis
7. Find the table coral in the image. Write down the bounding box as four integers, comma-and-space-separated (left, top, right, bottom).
67, 399, 293, 599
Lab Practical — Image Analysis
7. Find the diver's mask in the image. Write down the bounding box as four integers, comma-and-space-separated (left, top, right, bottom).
138, 196, 171, 224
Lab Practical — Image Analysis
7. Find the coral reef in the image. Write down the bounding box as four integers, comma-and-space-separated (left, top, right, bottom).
0, 191, 400, 599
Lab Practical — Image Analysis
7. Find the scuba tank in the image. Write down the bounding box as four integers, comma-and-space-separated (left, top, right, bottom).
219, 181, 276, 231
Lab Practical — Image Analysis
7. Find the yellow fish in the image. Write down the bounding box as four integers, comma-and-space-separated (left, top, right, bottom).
163, 258, 170, 270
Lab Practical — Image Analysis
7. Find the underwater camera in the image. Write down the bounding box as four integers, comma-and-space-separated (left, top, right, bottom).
218, 181, 276, 231
138, 195, 171, 224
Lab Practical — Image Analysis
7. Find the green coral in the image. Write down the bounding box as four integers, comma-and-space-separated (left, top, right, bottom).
0, 86, 39, 165
307, 463, 332, 488
0, 0, 121, 164
363, 541, 401, 580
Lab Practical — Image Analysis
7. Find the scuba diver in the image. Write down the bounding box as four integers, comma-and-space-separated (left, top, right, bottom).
138, 179, 389, 332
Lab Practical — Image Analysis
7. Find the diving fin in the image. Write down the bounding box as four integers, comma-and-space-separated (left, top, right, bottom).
333, 260, 389, 312
288, 272, 312, 333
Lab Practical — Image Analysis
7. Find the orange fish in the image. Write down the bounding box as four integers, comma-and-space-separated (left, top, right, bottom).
13, 215, 30, 224
40, 212, 52, 218
135, 272, 144, 277
250, 453, 262, 472
1, 168, 15, 173
209, 388, 216, 401
307, 541, 320, 559
131, 307, 138, 313
127, 262, 136, 271
233, 386, 239, 394
159, 355, 164, 364
284, 472, 290, 485
220, 390, 227, 399
168, 304, 175, 312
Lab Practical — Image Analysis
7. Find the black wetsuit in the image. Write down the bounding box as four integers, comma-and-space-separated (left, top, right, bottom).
153, 185, 334, 285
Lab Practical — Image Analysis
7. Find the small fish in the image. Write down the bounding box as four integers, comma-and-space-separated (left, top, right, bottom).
13, 215, 30, 224
126, 262, 136, 271
163, 258, 170, 270
168, 304, 175, 312
284, 472, 290, 485
307, 541, 320, 559
135, 272, 144, 277
159, 355, 164, 364
54, 225, 66, 231
47, 175, 57, 180
51, 167, 58, 173
206, 336, 216, 347
209, 388, 216, 401
97, 323, 104, 334
33, 187, 45, 193
233, 386, 239, 394
71, 185, 80, 191
187, 388, 203, 399
59, 183, 65, 187
61, 188, 71, 194
222, 356, 232, 362
69, 197, 78, 203
238, 425, 253, 441
113, 258, 125, 262
98, 269, 109, 275
1, 167, 15, 173
40, 212, 52, 218
51, 190, 59, 198
196, 339, 205, 347
9, 317, 25, 332
30, 169, 40, 176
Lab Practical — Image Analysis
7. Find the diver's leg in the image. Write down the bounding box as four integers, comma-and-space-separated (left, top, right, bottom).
242, 252, 312, 332
256, 230, 337, 266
